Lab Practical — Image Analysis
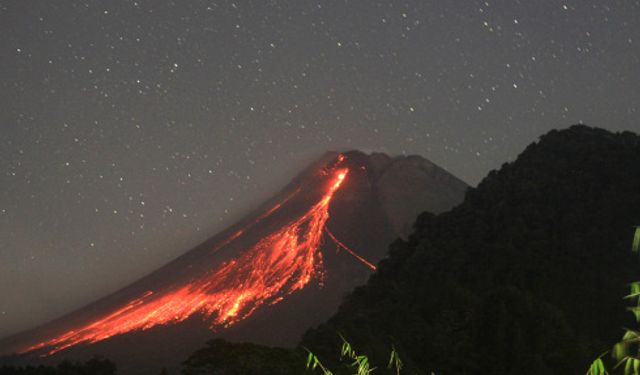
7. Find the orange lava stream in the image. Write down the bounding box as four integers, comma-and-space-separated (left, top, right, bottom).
22, 169, 349, 356
325, 228, 377, 271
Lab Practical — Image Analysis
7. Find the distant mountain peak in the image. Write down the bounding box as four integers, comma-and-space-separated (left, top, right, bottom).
0, 151, 467, 374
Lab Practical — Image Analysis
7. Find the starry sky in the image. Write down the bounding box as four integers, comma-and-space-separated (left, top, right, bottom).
1, 0, 639, 339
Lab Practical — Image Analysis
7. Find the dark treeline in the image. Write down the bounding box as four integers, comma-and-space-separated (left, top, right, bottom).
181, 339, 307, 375
0, 357, 115, 375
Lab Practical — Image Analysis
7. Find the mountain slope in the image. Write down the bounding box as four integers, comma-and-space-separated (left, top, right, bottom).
302, 125, 640, 374
0, 150, 467, 374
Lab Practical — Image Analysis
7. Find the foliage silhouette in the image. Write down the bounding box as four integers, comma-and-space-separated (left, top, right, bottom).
588, 227, 640, 375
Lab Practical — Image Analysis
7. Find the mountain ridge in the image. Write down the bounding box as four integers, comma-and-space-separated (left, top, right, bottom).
0, 150, 467, 375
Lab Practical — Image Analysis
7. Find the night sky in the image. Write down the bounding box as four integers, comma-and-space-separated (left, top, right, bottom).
1, 1, 639, 339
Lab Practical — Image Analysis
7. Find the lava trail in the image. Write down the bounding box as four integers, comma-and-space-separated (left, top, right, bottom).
325, 228, 377, 271
22, 167, 364, 356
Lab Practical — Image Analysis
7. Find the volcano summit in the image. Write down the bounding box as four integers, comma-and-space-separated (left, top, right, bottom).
0, 151, 467, 373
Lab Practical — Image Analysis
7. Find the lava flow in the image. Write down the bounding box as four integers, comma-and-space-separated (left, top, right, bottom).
21, 166, 374, 356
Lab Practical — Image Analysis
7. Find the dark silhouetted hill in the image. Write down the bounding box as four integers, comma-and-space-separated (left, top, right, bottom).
302, 125, 640, 374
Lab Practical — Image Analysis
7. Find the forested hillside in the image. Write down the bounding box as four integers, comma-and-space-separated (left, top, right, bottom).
302, 125, 640, 374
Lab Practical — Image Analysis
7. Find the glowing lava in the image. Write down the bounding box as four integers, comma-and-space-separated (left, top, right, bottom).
21, 167, 371, 356
325, 228, 377, 271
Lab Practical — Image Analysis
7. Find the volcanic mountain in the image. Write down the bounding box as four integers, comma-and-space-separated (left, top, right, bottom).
0, 151, 467, 373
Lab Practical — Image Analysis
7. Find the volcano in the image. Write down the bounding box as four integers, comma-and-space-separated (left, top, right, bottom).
0, 151, 467, 373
